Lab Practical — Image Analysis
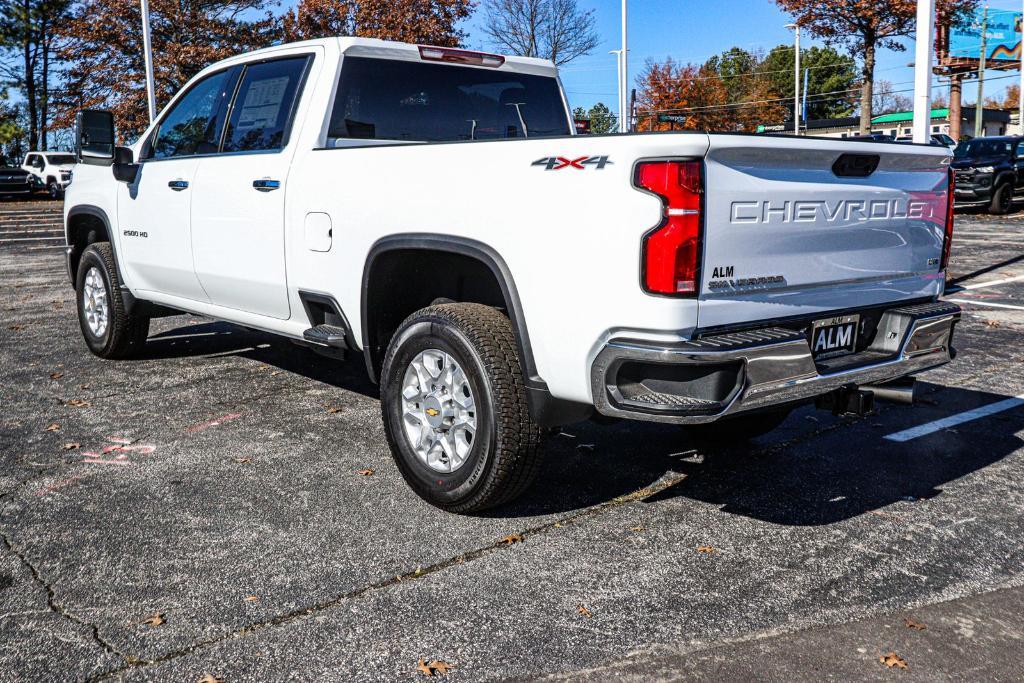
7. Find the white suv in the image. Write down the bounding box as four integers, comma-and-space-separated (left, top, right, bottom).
22, 151, 75, 198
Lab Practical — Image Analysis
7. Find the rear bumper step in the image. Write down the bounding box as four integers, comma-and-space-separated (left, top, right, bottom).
591, 302, 960, 424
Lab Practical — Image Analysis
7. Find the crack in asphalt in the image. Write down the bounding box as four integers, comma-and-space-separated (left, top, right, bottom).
87, 468, 696, 681
0, 527, 137, 668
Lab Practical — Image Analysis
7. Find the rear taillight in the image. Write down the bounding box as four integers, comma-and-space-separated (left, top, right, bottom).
418, 45, 505, 68
634, 160, 703, 295
941, 166, 955, 270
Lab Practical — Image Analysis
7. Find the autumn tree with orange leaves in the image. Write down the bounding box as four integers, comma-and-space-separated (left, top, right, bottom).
634, 55, 787, 133
282, 0, 473, 45
775, 0, 979, 133
56, 0, 278, 140
56, 0, 474, 142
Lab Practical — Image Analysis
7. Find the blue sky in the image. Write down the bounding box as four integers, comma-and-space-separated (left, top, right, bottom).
447, 0, 1024, 117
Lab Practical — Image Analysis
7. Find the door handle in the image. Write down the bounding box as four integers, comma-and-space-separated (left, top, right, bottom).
168, 179, 189, 191
253, 179, 281, 192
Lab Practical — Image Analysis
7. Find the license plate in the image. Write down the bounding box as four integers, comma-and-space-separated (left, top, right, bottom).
811, 314, 859, 360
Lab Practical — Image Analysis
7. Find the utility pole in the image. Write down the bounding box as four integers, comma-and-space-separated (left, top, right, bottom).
786, 23, 801, 135
140, 0, 157, 123
912, 0, 936, 143
1019, 0, 1023, 135
619, 0, 628, 133
975, 3, 988, 139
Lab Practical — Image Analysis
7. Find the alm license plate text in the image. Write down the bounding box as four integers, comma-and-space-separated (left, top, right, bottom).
811, 314, 859, 360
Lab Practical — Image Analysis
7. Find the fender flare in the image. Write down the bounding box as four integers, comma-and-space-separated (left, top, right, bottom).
65, 204, 128, 288
361, 233, 541, 385
361, 234, 589, 427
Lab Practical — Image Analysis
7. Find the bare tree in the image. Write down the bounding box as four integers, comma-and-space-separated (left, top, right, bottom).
482, 0, 598, 65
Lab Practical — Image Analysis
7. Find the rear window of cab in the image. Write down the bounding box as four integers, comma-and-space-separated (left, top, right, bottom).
327, 56, 570, 143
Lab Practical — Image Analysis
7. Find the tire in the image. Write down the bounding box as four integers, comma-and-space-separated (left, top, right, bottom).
989, 182, 1013, 215
46, 179, 62, 200
687, 407, 792, 444
380, 303, 543, 513
75, 242, 149, 359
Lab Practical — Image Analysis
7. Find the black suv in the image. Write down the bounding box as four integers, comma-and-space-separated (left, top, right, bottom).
952, 136, 1024, 214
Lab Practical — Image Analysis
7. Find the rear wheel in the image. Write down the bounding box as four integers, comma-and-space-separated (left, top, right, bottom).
380, 303, 543, 513
989, 181, 1013, 215
75, 243, 149, 359
687, 407, 792, 444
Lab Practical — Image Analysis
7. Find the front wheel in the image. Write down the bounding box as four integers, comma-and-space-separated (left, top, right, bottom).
380, 303, 543, 513
989, 182, 1013, 215
75, 243, 149, 359
47, 180, 62, 200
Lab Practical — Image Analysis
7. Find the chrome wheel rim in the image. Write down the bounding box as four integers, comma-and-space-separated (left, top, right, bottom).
400, 349, 477, 473
82, 266, 109, 338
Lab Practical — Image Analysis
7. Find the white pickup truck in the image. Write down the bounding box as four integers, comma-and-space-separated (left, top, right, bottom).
22, 151, 76, 198
65, 37, 960, 512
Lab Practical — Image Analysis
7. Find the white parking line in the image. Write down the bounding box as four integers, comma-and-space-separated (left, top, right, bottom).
885, 394, 1024, 442
959, 274, 1024, 290
945, 298, 1024, 311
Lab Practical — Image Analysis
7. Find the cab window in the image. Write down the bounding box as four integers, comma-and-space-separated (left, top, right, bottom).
222, 57, 309, 153
150, 69, 236, 159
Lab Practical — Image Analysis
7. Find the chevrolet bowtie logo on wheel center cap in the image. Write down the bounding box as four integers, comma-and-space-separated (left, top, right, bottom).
425, 408, 440, 417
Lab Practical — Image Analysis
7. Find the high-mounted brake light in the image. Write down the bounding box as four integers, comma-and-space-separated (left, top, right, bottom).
941, 166, 955, 270
418, 46, 505, 68
634, 160, 703, 295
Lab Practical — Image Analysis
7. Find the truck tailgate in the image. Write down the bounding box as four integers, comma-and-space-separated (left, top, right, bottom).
698, 136, 951, 330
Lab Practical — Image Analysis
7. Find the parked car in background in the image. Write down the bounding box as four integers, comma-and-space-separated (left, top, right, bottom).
22, 151, 75, 198
895, 134, 956, 150
951, 136, 1024, 214
0, 160, 39, 198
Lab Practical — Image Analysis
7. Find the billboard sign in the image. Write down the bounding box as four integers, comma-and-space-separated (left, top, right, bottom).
949, 10, 1022, 62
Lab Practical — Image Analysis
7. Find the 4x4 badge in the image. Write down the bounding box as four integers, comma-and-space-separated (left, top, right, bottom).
532, 156, 612, 171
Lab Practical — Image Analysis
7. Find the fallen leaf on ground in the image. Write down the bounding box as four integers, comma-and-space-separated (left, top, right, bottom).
904, 617, 927, 630
79, 384, 90, 390
696, 545, 716, 554
197, 674, 222, 683
140, 612, 165, 627
233, 456, 252, 464
984, 320, 1001, 328
62, 443, 80, 451
270, 370, 283, 376
416, 659, 454, 676
8, 324, 24, 331
630, 526, 644, 533
553, 522, 563, 528
501, 534, 523, 545
243, 595, 259, 603
326, 406, 344, 414
44, 423, 60, 432
50, 372, 63, 380
577, 604, 592, 618
65, 399, 91, 408
879, 652, 908, 669
356, 468, 374, 476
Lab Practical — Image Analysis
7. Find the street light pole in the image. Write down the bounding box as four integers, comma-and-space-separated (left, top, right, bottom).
619, 0, 628, 133
912, 0, 935, 143
786, 24, 800, 136
140, 0, 157, 123
975, 3, 988, 139
1019, 0, 1023, 134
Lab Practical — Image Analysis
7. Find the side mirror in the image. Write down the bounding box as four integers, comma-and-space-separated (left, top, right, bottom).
75, 110, 115, 166
112, 146, 139, 183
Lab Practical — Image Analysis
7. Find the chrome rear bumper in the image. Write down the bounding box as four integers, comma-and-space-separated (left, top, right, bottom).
591, 301, 960, 424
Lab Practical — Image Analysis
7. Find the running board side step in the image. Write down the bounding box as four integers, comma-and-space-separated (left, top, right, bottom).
303, 324, 349, 349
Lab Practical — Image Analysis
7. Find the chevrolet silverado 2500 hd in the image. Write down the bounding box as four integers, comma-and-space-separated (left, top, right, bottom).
65, 38, 960, 512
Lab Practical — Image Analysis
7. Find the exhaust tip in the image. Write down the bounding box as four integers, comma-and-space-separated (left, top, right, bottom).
865, 378, 917, 405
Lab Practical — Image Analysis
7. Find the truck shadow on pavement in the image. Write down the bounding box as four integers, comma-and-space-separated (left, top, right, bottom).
139, 321, 1020, 525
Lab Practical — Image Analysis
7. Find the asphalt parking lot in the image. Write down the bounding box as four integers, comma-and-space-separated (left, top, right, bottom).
1, 205, 1023, 681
